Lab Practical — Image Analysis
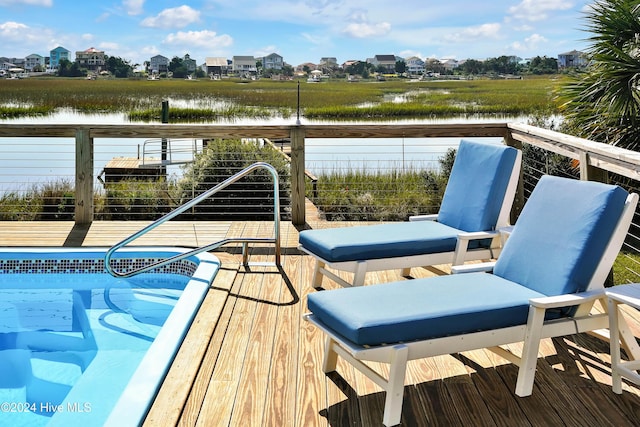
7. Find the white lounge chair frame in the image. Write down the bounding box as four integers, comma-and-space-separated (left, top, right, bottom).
304, 191, 640, 427
300, 148, 522, 288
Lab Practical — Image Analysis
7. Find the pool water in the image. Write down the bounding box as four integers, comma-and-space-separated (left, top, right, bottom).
0, 248, 219, 426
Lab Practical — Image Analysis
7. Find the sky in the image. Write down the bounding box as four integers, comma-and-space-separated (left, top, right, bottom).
0, 0, 595, 67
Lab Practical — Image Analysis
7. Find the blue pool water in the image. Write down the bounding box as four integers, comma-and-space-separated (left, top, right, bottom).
0, 247, 219, 426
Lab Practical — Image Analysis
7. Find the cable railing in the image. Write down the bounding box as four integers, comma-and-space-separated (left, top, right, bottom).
104, 162, 281, 278
1, 122, 640, 282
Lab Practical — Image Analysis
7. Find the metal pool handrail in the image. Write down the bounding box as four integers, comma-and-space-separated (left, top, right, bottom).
104, 162, 281, 278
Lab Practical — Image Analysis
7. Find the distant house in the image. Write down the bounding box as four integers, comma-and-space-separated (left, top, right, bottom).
558, 50, 588, 69
183, 54, 197, 73
76, 47, 106, 71
1, 57, 25, 69
204, 57, 229, 76
319, 57, 338, 70
0, 61, 15, 71
405, 56, 425, 75
149, 55, 169, 74
296, 62, 317, 73
262, 53, 284, 71
440, 58, 459, 72
369, 54, 396, 73
25, 54, 45, 71
342, 59, 360, 69
49, 46, 70, 69
232, 56, 257, 75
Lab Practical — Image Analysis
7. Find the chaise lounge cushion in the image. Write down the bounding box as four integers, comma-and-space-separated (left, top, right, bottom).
493, 176, 628, 296
438, 139, 519, 232
306, 176, 630, 346
307, 272, 544, 346
298, 220, 463, 263
298, 139, 519, 263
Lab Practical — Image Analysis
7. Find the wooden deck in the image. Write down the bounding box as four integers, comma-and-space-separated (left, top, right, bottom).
1, 214, 640, 426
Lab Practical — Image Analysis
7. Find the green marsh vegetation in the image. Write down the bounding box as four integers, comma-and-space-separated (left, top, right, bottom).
0, 75, 564, 121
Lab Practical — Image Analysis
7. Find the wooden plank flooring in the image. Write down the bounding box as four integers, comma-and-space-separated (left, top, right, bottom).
0, 218, 640, 426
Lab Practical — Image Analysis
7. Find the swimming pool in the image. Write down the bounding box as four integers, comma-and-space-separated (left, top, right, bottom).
0, 247, 220, 426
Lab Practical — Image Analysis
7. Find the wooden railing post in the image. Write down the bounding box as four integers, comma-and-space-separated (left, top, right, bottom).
290, 125, 306, 225
579, 151, 608, 183
504, 128, 525, 222
75, 128, 93, 224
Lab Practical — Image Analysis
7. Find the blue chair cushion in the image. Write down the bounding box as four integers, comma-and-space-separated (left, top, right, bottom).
307, 272, 545, 346
493, 176, 628, 296
438, 140, 519, 232
299, 220, 466, 263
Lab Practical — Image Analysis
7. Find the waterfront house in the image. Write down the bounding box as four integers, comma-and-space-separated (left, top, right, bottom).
204, 57, 229, 77
76, 47, 106, 72
25, 54, 45, 71
558, 50, 588, 69
49, 46, 70, 69
232, 56, 258, 75
405, 56, 426, 75
369, 54, 397, 73
183, 54, 197, 73
150, 55, 169, 74
262, 53, 284, 71
318, 57, 338, 72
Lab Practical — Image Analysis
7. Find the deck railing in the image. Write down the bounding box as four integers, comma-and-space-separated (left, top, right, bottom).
1, 122, 640, 226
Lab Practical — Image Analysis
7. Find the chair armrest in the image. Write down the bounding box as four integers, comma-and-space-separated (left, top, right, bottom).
457, 230, 499, 241
528, 289, 605, 309
409, 214, 438, 222
451, 261, 496, 274
499, 226, 515, 236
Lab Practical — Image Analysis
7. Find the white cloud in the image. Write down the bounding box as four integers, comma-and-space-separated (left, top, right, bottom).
141, 5, 200, 29
399, 49, 423, 59
443, 23, 502, 43
301, 32, 330, 46
123, 0, 144, 16
0, 0, 52, 6
253, 45, 279, 58
0, 20, 56, 54
0, 21, 29, 38
163, 30, 233, 49
509, 33, 548, 52
342, 21, 391, 38
508, 0, 573, 22
99, 41, 120, 51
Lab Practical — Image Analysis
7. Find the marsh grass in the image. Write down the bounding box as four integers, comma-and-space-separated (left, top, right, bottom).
0, 105, 54, 118
129, 105, 278, 121
100, 179, 175, 220
0, 180, 74, 220
312, 167, 445, 221
612, 251, 640, 286
0, 76, 564, 121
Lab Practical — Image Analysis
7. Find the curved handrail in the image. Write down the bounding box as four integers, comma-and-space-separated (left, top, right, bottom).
104, 162, 281, 278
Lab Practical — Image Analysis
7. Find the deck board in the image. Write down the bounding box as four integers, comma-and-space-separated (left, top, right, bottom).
0, 219, 639, 426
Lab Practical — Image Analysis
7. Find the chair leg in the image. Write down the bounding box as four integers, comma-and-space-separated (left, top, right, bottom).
608, 298, 623, 394
515, 305, 545, 397
322, 336, 338, 373
352, 261, 367, 287
382, 345, 409, 427
312, 260, 325, 289
452, 239, 470, 266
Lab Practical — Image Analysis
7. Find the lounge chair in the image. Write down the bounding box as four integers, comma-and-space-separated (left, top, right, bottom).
304, 175, 640, 426
298, 139, 522, 288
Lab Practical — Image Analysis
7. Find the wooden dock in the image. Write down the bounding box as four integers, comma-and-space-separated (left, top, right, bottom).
0, 214, 639, 426
100, 156, 164, 183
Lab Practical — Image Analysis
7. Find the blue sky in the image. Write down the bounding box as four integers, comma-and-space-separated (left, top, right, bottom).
0, 0, 594, 67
